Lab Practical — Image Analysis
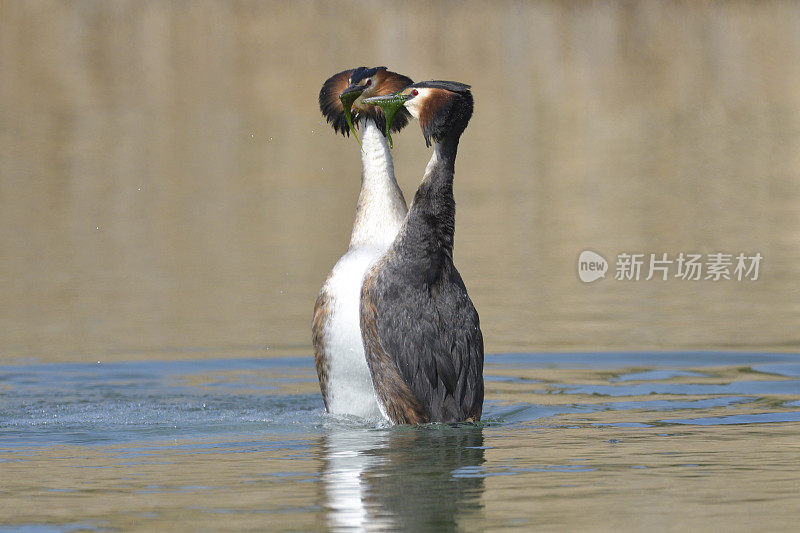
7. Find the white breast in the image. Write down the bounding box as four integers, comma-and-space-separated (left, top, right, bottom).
317, 119, 407, 421
320, 247, 386, 419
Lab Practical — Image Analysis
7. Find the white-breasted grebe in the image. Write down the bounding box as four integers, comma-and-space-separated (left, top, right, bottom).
313, 67, 413, 418
359, 81, 484, 424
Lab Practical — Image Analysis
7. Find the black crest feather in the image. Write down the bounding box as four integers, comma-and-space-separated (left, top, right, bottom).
319, 66, 414, 138
410, 80, 473, 147
319, 68, 356, 137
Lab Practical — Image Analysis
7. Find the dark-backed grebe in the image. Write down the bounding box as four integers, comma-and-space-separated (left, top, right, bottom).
359, 81, 484, 424
312, 67, 413, 418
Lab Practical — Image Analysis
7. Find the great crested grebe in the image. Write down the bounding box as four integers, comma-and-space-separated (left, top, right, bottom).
313, 66, 413, 418
359, 81, 484, 424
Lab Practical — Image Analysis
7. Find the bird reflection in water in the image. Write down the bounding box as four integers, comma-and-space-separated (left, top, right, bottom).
318, 423, 486, 530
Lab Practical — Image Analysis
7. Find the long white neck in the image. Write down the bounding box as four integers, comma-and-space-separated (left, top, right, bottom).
348, 119, 408, 250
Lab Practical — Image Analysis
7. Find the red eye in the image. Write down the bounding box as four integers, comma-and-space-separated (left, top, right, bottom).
366, 79, 372, 86
411, 89, 418, 96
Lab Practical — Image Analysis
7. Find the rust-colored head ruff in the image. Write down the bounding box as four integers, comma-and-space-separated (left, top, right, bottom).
398, 81, 473, 147
319, 66, 413, 137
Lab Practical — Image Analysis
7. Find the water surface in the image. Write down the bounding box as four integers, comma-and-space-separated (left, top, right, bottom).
2, 351, 799, 531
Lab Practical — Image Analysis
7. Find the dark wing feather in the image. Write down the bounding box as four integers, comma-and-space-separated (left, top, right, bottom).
361, 269, 429, 424
319, 68, 355, 136
447, 268, 484, 421
362, 263, 484, 424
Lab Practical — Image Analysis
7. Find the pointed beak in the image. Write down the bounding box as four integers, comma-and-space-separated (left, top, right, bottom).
339, 84, 365, 111
339, 85, 365, 147
361, 93, 411, 106
340, 83, 365, 98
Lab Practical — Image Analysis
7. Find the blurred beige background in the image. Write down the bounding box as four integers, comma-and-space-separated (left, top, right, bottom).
1, 1, 799, 363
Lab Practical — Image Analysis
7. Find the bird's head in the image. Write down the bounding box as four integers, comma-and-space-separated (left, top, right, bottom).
318, 66, 413, 144
362, 80, 473, 147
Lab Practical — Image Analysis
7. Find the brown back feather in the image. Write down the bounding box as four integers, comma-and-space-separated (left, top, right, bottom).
312, 286, 333, 411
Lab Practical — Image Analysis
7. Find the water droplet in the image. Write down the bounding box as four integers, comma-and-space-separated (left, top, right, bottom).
269, 137, 273, 141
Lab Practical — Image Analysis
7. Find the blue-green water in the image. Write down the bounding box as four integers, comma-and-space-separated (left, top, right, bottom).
2, 352, 799, 531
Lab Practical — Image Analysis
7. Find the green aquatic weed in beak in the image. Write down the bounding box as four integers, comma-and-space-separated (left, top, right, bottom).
362, 93, 409, 149
339, 90, 361, 148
